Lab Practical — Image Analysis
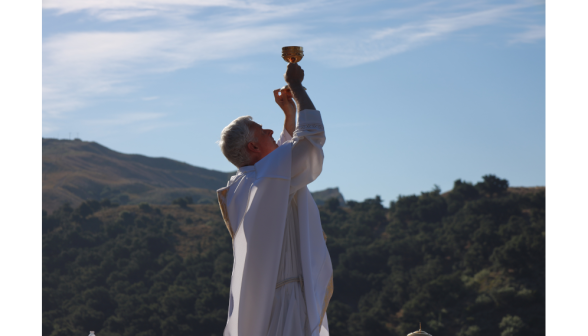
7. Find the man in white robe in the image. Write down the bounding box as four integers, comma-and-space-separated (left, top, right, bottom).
217, 63, 333, 336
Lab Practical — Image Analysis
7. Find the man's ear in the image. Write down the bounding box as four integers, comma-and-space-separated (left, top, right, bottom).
247, 142, 259, 153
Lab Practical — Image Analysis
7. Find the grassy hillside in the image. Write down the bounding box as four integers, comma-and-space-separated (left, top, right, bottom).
42, 175, 544, 336
43, 138, 233, 213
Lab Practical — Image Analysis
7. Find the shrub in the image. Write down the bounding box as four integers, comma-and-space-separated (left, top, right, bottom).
139, 202, 152, 212
499, 315, 526, 336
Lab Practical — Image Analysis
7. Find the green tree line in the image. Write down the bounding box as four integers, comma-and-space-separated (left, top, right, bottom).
42, 175, 544, 336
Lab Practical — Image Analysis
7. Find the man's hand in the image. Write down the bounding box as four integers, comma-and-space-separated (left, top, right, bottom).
274, 89, 296, 137
274, 89, 296, 116
283, 63, 315, 112
284, 63, 304, 85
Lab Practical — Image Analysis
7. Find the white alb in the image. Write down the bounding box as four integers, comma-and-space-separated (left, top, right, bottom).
217, 109, 332, 336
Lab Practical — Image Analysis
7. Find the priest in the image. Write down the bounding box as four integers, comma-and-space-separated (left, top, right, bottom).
217, 62, 332, 336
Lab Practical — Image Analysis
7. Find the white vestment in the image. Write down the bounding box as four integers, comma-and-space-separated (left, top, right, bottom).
217, 109, 333, 336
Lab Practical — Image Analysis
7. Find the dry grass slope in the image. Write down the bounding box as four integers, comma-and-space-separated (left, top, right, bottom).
43, 138, 233, 214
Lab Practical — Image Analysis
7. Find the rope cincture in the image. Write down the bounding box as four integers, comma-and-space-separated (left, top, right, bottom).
275, 276, 304, 292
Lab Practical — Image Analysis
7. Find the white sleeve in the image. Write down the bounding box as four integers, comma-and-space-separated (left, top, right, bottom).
290, 109, 326, 194
277, 128, 293, 146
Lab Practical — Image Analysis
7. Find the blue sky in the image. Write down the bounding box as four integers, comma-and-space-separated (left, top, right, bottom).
42, 0, 545, 203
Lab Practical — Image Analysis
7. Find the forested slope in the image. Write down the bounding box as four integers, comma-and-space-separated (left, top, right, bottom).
42, 175, 544, 336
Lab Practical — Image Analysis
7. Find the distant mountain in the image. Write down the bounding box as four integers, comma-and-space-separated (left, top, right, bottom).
42, 138, 234, 213
42, 138, 346, 213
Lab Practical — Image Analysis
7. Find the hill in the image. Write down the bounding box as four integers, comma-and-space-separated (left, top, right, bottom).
42, 175, 544, 336
43, 139, 347, 214
43, 138, 233, 213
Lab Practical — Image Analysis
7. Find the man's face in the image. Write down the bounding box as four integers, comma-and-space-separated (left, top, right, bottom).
251, 122, 278, 160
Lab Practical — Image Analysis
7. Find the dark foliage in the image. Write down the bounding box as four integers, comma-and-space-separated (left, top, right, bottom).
172, 196, 194, 209
43, 175, 544, 336
321, 176, 544, 336
43, 202, 231, 336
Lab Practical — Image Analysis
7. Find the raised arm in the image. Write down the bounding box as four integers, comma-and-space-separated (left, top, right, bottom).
273, 62, 316, 141
289, 110, 325, 194
283, 63, 325, 194
284, 63, 316, 112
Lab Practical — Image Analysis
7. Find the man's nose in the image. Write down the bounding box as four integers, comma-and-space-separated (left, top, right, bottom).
266, 129, 274, 136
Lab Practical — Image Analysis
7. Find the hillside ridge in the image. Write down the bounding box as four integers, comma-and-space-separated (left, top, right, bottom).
43, 138, 235, 213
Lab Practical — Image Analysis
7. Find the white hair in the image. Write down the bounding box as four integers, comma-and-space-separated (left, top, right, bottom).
219, 116, 257, 168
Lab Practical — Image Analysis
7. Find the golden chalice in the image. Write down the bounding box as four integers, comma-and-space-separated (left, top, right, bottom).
282, 46, 304, 63
280, 46, 307, 91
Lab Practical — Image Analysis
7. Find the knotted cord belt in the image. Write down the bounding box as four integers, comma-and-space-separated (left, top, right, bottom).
275, 276, 304, 292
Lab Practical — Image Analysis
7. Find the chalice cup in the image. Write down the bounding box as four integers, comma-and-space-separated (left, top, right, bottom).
280, 46, 307, 91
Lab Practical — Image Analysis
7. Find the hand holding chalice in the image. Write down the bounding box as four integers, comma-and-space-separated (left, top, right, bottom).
280, 46, 307, 92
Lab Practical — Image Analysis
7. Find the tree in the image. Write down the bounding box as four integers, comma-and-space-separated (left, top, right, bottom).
499, 315, 526, 336
476, 174, 509, 196
172, 196, 193, 209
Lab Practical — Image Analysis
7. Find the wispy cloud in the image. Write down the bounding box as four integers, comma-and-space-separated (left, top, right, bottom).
509, 25, 545, 44
42, 0, 312, 22
43, 24, 297, 116
43, 0, 544, 119
84, 112, 166, 126
43, 0, 241, 15
309, 2, 540, 67
81, 112, 180, 135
